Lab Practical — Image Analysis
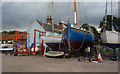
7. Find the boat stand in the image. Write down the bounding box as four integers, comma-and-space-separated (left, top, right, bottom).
110, 48, 118, 61
113, 48, 117, 58
30, 29, 46, 54
14, 30, 30, 56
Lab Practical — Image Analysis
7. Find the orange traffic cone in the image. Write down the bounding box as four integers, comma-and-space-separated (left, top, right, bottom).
97, 52, 103, 63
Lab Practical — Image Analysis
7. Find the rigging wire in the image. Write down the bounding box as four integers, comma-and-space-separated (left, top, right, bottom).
80, 0, 92, 32
42, 2, 48, 28
81, 0, 88, 24
78, 0, 81, 27
42, 2, 51, 28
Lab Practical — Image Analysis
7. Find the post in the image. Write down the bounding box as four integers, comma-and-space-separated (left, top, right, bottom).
42, 32, 44, 52
25, 33, 27, 54
43, 45, 46, 56
113, 48, 117, 58
15, 30, 17, 49
34, 29, 36, 53
52, 0, 54, 35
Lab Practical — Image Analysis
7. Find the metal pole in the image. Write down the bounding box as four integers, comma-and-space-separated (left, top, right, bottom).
113, 48, 117, 58
111, 0, 113, 30
43, 45, 46, 56
52, 0, 54, 35
25, 33, 27, 54
104, 0, 107, 29
34, 29, 36, 53
15, 30, 17, 49
111, 0, 113, 21
42, 33, 44, 52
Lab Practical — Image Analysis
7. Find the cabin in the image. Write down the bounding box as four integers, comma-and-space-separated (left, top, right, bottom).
26, 16, 65, 47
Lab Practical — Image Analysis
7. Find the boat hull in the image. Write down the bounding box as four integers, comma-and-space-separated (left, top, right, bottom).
46, 43, 61, 50
62, 23, 94, 52
0, 48, 13, 53
42, 36, 61, 51
101, 31, 120, 48
69, 40, 94, 51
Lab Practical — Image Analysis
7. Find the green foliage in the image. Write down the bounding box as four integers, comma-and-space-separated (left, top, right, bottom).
91, 26, 98, 35
1, 30, 15, 34
8, 31, 15, 34
95, 40, 103, 45
80, 23, 99, 35
99, 15, 120, 32
79, 23, 89, 31
1, 31, 9, 34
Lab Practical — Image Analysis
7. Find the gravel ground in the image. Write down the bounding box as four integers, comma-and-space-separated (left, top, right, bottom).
2, 54, 118, 72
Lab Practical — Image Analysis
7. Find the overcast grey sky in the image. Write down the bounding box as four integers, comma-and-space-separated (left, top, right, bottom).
2, 1, 118, 31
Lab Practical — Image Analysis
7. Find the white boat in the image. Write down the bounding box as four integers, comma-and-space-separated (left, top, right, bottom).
0, 48, 13, 52
42, 36, 61, 43
44, 51, 64, 58
101, 31, 120, 48
100, 0, 120, 48
0, 44, 13, 52
101, 31, 120, 44
42, 36, 61, 50
42, 0, 63, 51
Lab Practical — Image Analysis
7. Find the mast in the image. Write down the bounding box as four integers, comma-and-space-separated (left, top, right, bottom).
111, 0, 113, 24
104, 0, 107, 29
74, 0, 78, 28
52, 0, 54, 35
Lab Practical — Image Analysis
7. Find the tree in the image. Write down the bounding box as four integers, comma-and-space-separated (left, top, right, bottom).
80, 23, 89, 31
80, 23, 98, 35
1, 30, 15, 34
8, 31, 15, 34
99, 15, 120, 32
1, 31, 8, 34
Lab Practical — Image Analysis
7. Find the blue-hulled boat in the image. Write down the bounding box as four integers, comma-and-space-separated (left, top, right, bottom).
62, 0, 94, 51
62, 23, 94, 52
62, 0, 94, 52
